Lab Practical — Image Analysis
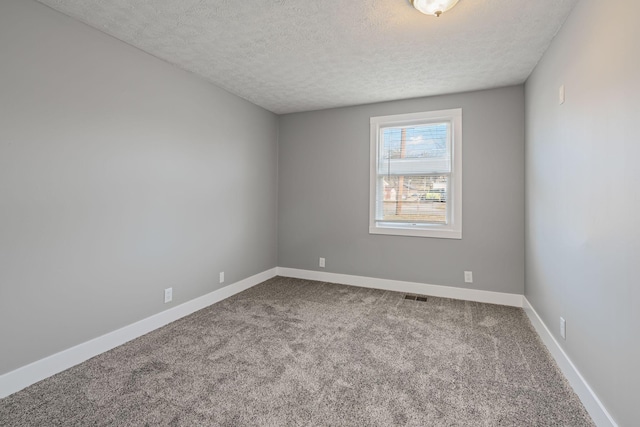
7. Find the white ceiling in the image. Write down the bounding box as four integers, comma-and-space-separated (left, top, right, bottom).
37, 0, 579, 114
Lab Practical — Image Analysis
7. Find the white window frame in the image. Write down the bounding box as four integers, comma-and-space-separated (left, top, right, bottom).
369, 108, 462, 239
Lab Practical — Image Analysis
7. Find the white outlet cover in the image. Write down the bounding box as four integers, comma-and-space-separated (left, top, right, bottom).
164, 287, 173, 303
464, 271, 473, 283
559, 85, 565, 104
219, 272, 225, 284
319, 257, 326, 268
560, 317, 566, 339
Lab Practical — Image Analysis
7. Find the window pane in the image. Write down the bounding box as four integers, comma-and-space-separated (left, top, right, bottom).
379, 123, 450, 175
378, 175, 448, 224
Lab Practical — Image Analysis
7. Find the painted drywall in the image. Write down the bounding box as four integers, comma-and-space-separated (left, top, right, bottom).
278, 86, 525, 295
0, 0, 278, 375
525, 0, 640, 425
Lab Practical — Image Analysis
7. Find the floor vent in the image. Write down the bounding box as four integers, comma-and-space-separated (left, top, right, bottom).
404, 295, 428, 302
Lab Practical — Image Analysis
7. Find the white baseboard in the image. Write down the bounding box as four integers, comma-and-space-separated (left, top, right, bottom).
0, 267, 277, 399
2, 267, 614, 427
523, 297, 618, 427
277, 267, 523, 307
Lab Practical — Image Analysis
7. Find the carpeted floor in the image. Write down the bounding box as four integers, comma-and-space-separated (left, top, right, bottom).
1, 276, 594, 426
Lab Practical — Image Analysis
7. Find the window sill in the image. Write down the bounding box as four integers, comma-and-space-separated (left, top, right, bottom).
369, 225, 461, 239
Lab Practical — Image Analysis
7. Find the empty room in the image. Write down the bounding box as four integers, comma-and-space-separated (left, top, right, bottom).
0, 0, 637, 425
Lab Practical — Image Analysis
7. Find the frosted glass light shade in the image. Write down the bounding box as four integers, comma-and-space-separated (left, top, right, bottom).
411, 0, 460, 17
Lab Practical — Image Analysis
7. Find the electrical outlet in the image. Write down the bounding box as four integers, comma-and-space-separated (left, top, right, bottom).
219, 272, 225, 284
464, 271, 473, 283
560, 317, 566, 339
164, 287, 173, 304
559, 85, 565, 104
319, 257, 325, 268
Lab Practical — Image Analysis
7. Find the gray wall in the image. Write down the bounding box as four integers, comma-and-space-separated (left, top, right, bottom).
0, 0, 278, 374
278, 86, 525, 294
525, 0, 640, 425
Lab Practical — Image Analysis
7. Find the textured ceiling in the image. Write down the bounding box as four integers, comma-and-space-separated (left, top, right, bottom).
37, 0, 579, 114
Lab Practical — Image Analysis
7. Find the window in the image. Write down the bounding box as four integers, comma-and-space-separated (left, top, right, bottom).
369, 109, 462, 239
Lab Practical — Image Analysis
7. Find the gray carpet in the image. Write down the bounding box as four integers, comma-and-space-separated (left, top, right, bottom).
1, 276, 594, 426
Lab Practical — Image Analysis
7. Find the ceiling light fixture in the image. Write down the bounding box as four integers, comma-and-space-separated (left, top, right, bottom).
411, 0, 460, 17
